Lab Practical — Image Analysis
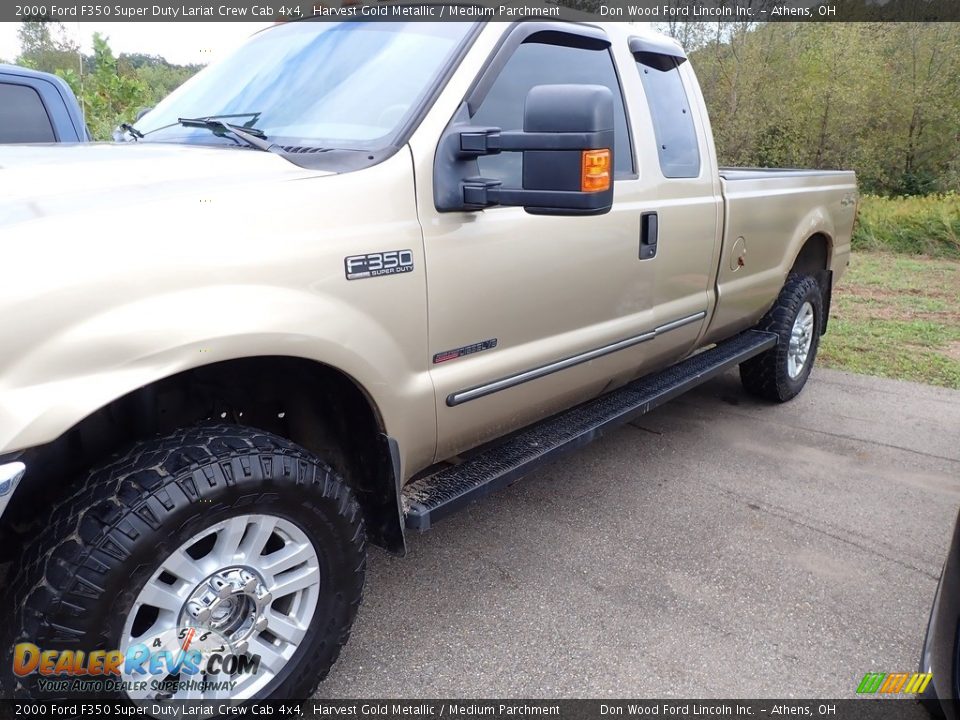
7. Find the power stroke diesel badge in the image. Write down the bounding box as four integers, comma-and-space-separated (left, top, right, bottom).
344, 249, 415, 280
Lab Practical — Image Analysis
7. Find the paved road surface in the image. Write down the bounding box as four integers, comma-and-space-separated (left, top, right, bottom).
318, 368, 960, 698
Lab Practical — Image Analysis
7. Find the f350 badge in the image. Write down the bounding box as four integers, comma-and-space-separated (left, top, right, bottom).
344, 249, 414, 280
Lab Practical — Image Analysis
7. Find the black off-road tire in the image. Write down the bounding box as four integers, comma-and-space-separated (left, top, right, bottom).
0, 424, 366, 699
739, 273, 824, 402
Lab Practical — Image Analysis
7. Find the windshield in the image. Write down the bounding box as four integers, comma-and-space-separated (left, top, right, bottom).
134, 21, 474, 150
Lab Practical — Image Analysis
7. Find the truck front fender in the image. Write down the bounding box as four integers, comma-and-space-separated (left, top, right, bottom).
0, 284, 436, 480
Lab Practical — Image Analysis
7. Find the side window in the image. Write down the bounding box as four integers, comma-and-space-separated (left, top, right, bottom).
0, 82, 56, 143
635, 55, 700, 178
472, 40, 634, 188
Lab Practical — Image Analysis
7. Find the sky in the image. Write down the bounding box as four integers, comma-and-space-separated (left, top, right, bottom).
0, 22, 272, 66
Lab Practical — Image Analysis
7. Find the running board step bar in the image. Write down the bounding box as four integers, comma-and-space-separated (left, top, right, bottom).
402, 329, 778, 531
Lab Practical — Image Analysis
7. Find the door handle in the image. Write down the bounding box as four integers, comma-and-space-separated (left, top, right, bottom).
640, 212, 658, 260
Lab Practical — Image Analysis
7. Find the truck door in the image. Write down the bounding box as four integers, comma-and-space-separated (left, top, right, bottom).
623, 37, 723, 351
412, 24, 673, 462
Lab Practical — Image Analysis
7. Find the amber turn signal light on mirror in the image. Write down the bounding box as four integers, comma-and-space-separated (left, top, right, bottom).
581, 149, 611, 192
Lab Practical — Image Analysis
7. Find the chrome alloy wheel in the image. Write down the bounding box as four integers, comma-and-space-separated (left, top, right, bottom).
120, 514, 320, 700
787, 301, 815, 379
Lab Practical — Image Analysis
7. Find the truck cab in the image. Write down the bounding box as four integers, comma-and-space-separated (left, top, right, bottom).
0, 64, 89, 144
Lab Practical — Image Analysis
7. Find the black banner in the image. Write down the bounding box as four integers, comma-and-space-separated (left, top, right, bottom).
5, 0, 960, 23
0, 700, 943, 720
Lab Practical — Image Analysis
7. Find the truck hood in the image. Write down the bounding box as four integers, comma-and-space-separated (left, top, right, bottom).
0, 142, 324, 226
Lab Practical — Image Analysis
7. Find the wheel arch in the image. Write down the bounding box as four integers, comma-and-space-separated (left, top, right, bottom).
790, 232, 833, 276
2, 356, 407, 556
789, 232, 834, 335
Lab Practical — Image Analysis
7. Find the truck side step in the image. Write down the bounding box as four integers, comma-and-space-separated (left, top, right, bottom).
402, 329, 778, 531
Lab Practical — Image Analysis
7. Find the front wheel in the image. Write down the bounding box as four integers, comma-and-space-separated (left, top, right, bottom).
740, 273, 824, 402
1, 425, 366, 700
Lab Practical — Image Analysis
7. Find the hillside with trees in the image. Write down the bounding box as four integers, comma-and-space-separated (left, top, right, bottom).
661, 21, 960, 195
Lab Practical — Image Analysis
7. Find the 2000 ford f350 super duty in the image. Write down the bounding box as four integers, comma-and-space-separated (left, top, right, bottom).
0, 19, 857, 700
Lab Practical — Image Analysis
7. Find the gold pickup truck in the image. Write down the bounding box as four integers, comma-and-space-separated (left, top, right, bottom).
0, 20, 857, 700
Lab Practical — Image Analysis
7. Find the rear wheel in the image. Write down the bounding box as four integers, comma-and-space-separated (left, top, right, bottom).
740, 273, 823, 402
1, 424, 365, 700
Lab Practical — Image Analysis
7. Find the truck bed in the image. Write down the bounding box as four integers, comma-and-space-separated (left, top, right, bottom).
703, 166, 858, 344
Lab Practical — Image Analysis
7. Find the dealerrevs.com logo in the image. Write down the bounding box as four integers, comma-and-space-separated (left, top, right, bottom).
13, 626, 261, 696
856, 672, 933, 695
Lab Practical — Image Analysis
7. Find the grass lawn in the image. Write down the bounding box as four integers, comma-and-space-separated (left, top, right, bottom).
819, 251, 960, 389
854, 194, 959, 258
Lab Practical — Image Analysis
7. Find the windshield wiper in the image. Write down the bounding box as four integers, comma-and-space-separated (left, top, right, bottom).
177, 117, 275, 152
118, 122, 144, 140
138, 112, 263, 139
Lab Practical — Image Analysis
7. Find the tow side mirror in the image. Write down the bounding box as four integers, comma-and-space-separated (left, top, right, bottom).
434, 84, 615, 216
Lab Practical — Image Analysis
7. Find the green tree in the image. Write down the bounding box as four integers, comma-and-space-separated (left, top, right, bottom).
57, 33, 150, 140
127, 57, 200, 107
16, 21, 82, 75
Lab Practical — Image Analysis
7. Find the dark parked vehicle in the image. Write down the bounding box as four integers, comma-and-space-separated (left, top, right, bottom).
0, 64, 89, 143
921, 510, 960, 718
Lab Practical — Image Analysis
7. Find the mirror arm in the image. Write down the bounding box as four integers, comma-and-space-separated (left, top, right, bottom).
459, 129, 610, 157
463, 177, 611, 213
459, 128, 502, 156
462, 177, 502, 208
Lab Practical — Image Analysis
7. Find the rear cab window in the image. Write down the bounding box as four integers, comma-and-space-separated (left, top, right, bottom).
633, 52, 700, 178
0, 82, 56, 143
